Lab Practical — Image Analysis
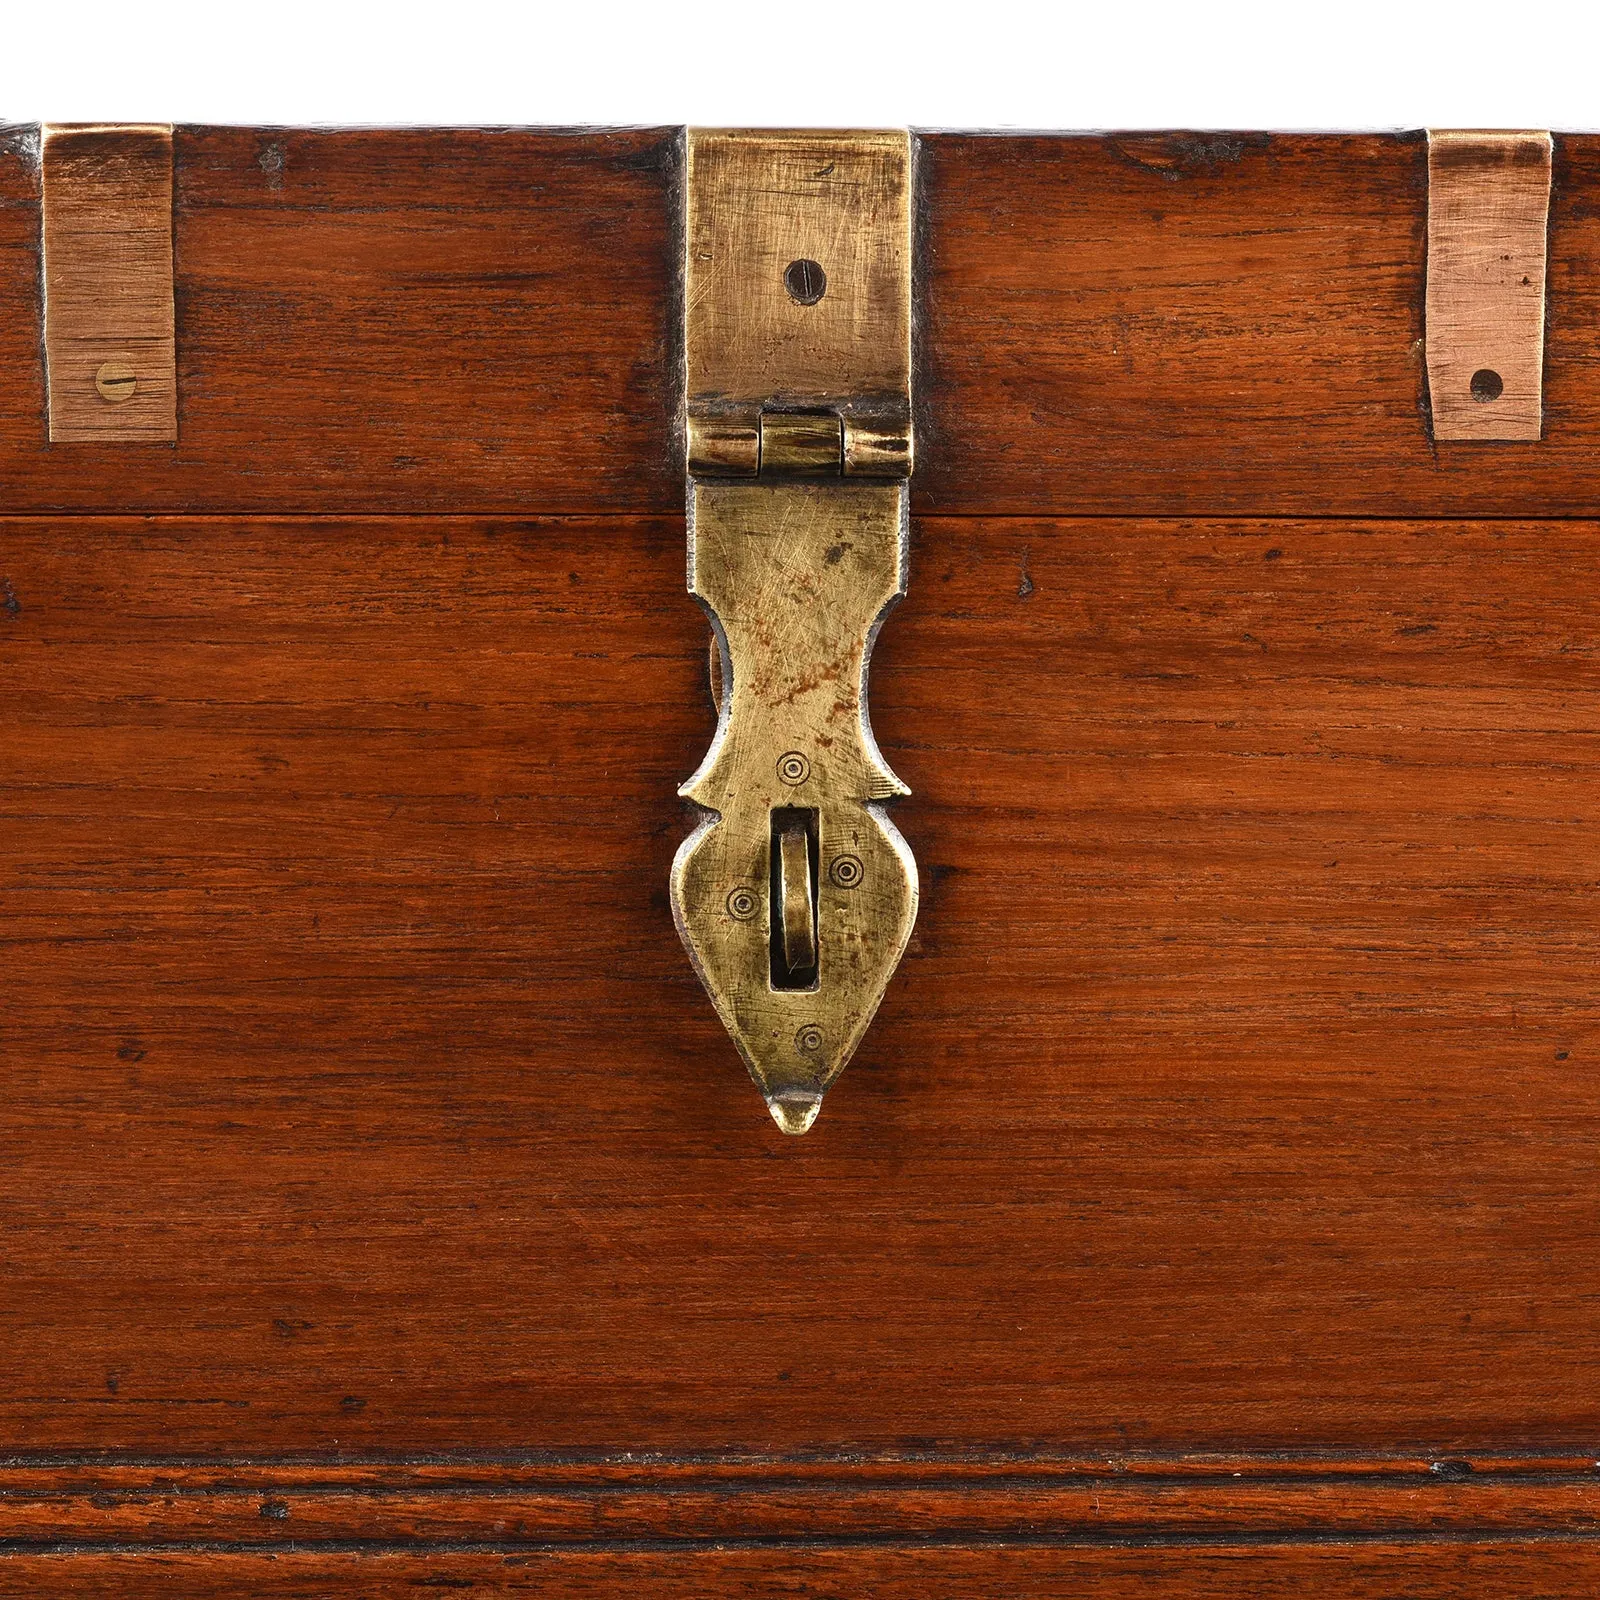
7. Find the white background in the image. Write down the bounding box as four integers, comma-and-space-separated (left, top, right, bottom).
2, 0, 1598, 130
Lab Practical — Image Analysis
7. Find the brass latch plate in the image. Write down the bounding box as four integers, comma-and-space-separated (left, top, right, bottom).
673, 129, 917, 1135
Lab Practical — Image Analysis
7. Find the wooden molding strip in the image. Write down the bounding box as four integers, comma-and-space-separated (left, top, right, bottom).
0, 1464, 1598, 1545
5, 1546, 1600, 1598
40, 123, 176, 444
1425, 130, 1552, 442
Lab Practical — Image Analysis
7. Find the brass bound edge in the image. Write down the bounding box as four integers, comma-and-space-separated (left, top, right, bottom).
672, 130, 918, 1135
1425, 129, 1552, 443
40, 123, 177, 444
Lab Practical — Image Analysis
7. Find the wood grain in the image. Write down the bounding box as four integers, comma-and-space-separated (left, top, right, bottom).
916, 132, 1600, 514
40, 124, 176, 443
8, 131, 1600, 512
0, 126, 679, 511
0, 1466, 1599, 1544
1, 512, 1599, 1466
8, 131, 1600, 1581
2, 1542, 1600, 1599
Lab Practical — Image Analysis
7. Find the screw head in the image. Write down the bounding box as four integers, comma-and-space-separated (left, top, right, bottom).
776, 751, 811, 786
784, 258, 827, 306
829, 853, 864, 889
795, 1024, 824, 1055
95, 362, 137, 404
725, 886, 759, 922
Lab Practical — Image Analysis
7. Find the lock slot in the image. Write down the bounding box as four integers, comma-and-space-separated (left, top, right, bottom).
771, 809, 819, 990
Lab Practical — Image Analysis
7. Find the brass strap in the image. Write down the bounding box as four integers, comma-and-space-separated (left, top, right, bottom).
672, 129, 918, 1135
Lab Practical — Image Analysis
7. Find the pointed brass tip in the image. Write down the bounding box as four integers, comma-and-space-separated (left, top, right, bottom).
766, 1091, 823, 1136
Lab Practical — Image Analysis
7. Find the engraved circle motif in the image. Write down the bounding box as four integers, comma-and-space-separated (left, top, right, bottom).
794, 1024, 824, 1055
829, 853, 865, 890
776, 751, 811, 786
725, 886, 760, 922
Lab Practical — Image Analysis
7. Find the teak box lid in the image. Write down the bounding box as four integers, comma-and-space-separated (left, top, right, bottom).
7, 126, 1600, 516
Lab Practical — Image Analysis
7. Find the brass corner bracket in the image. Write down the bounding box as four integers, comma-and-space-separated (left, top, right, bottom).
671, 129, 917, 1135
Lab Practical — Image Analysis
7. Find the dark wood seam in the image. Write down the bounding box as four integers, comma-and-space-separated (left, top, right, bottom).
5, 1529, 1600, 1556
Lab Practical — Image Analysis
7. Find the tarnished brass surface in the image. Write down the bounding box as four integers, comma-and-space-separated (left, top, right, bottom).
672, 483, 916, 1135
676, 129, 916, 1134
776, 818, 818, 979
686, 416, 761, 477
675, 129, 917, 1135
842, 414, 913, 477
684, 128, 912, 477
759, 411, 844, 476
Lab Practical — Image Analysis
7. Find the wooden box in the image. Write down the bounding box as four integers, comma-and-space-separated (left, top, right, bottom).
2, 123, 1599, 1596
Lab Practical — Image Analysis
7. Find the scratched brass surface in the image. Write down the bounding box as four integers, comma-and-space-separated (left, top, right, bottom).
676, 129, 917, 1133
683, 128, 912, 476
671, 482, 917, 1134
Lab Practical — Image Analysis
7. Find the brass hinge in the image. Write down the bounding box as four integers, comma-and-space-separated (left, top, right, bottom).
672, 129, 917, 1135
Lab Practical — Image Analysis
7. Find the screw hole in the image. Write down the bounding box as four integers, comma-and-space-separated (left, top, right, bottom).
784, 258, 826, 306
1470, 368, 1504, 403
